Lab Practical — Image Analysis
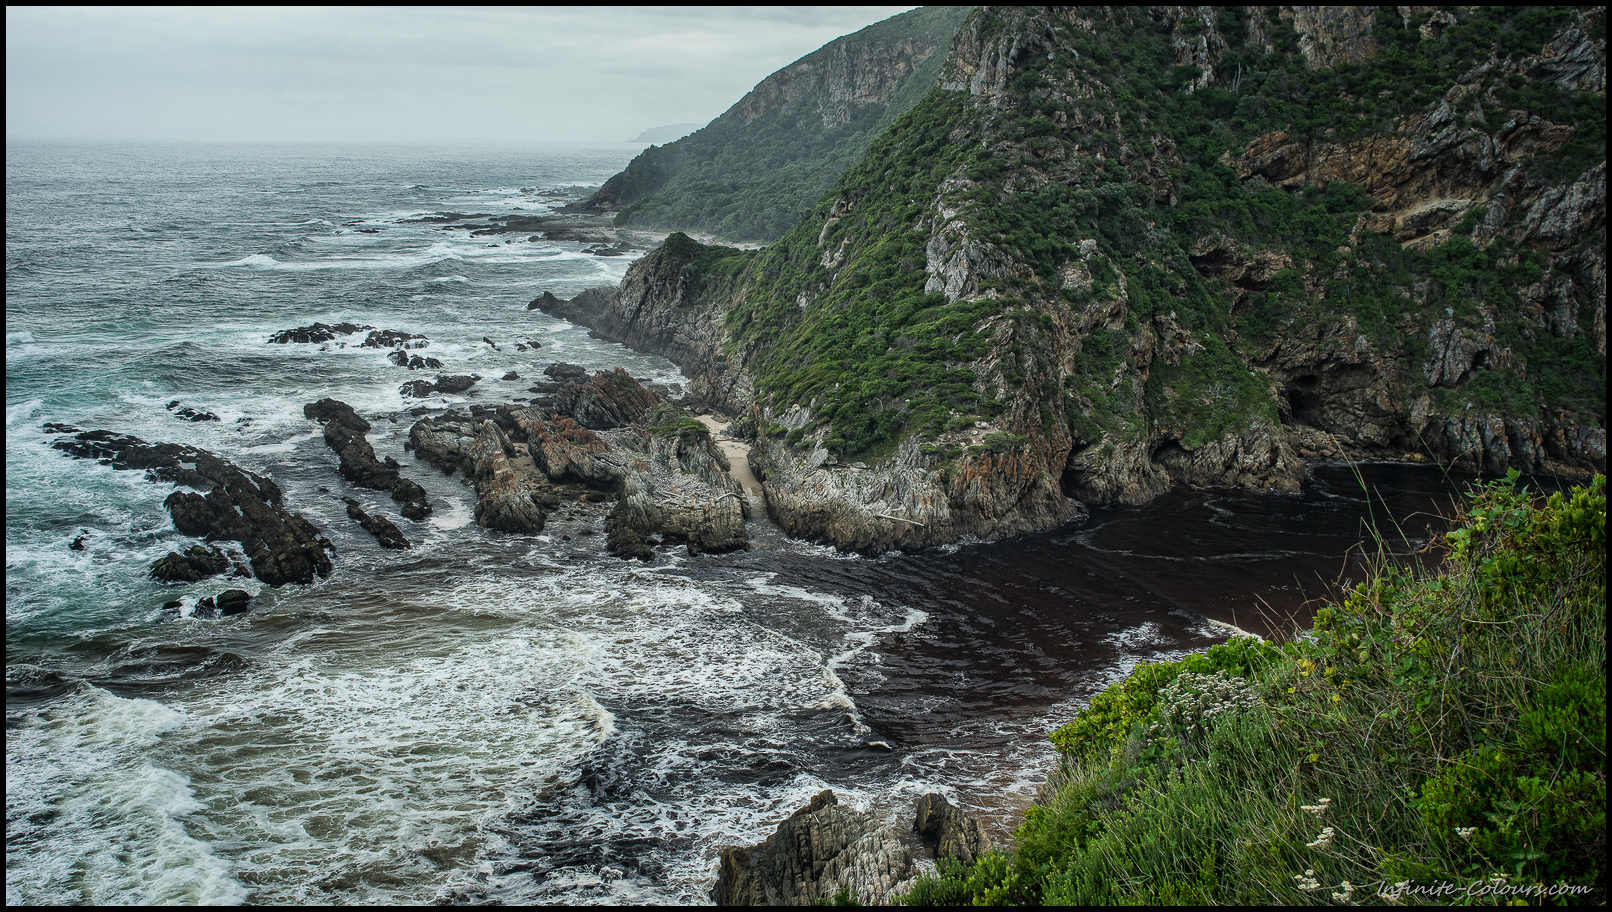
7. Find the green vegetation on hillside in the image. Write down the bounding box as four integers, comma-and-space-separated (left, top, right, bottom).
903, 473, 1607, 905
596, 6, 972, 242
695, 5, 1603, 461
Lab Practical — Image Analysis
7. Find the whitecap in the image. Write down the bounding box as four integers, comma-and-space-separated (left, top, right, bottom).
7, 397, 43, 428
8, 329, 38, 345
219, 253, 280, 268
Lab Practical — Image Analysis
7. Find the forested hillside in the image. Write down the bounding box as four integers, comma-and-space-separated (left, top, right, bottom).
576, 6, 972, 242
543, 6, 1605, 555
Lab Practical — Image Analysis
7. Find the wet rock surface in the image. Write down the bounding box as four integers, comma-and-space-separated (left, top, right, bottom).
712, 790, 915, 905
399, 374, 480, 399
303, 398, 431, 521
342, 497, 410, 550
50, 429, 334, 587
553, 368, 663, 430
267, 322, 371, 344
360, 329, 428, 349
149, 544, 232, 583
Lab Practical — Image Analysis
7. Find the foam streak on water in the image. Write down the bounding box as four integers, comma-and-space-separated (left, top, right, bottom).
7, 141, 1482, 906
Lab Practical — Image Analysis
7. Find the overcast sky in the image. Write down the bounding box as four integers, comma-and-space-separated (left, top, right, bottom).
6, 6, 915, 143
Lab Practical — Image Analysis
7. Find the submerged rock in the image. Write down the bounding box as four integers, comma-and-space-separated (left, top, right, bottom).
712, 790, 915, 905
400, 374, 481, 399
360, 329, 428, 349
165, 400, 220, 422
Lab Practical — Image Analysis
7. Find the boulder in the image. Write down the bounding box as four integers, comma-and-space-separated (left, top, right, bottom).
399, 374, 480, 398
150, 544, 232, 582
712, 790, 914, 905
542, 361, 589, 380
215, 588, 253, 616
913, 793, 992, 866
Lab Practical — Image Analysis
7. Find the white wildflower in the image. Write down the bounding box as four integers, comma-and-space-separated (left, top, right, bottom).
1293, 869, 1321, 892
1301, 797, 1333, 817
1455, 826, 1476, 839
1332, 880, 1355, 903
1306, 826, 1335, 850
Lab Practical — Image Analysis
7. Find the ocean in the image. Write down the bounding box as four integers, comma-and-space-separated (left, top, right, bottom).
7, 140, 1473, 904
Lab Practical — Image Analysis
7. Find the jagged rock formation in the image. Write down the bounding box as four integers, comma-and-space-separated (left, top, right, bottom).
406, 380, 747, 555
304, 398, 431, 520
50, 429, 335, 587
712, 790, 915, 905
342, 497, 410, 549
913, 792, 992, 866
540, 6, 1605, 554
149, 544, 233, 583
399, 374, 479, 399
553, 368, 663, 429
267, 322, 371, 344
577, 6, 973, 242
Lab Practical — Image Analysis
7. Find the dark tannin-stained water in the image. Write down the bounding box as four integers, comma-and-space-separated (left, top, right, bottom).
6, 141, 1534, 905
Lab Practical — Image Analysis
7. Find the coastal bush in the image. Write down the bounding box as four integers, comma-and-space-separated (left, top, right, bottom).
901, 473, 1607, 905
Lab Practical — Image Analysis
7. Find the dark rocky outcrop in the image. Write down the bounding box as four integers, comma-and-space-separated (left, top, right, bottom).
267, 322, 371, 344
553, 368, 663, 430
50, 429, 335, 587
165, 400, 220, 422
194, 588, 252, 618
913, 793, 992, 867
712, 790, 914, 905
528, 291, 564, 311
150, 544, 232, 583
388, 349, 444, 370
303, 398, 431, 521
542, 361, 589, 380
400, 374, 480, 399
342, 497, 410, 549
360, 329, 429, 349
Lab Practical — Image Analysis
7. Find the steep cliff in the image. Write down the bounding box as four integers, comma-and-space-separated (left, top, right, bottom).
578, 6, 972, 242
543, 5, 1606, 554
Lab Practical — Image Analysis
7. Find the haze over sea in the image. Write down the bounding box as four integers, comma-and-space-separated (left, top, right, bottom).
7, 140, 1470, 904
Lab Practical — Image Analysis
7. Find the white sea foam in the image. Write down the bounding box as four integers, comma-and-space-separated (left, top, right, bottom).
6, 685, 247, 905
8, 329, 38, 345
7, 397, 43, 428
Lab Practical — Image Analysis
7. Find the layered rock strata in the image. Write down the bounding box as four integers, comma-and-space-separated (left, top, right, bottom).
712, 790, 915, 906
50, 429, 334, 587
